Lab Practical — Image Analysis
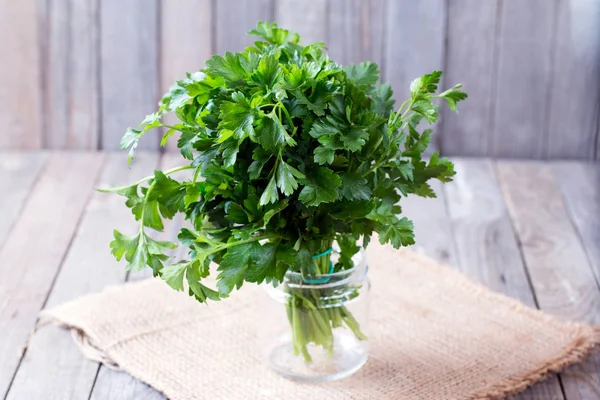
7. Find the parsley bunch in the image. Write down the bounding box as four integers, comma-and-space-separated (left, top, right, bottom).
103, 22, 466, 357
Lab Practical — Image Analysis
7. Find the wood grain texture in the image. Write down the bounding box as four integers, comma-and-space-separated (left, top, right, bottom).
0, 0, 42, 149
275, 0, 327, 45
161, 0, 212, 152
90, 368, 164, 400
0, 153, 47, 248
401, 179, 457, 266
43, 0, 100, 149
0, 153, 104, 398
215, 0, 273, 54
497, 161, 600, 399
552, 162, 600, 286
547, 0, 600, 159
491, 1, 556, 159
327, 0, 386, 70
441, 1, 498, 156
445, 159, 565, 400
100, 0, 160, 150
384, 0, 446, 151
4, 153, 159, 400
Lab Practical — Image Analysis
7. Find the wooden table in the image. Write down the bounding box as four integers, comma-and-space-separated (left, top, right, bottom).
0, 151, 598, 400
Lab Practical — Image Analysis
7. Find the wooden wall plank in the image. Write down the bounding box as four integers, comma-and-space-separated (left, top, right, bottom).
441, 1, 497, 156
327, 0, 386, 69
552, 162, 600, 285
4, 152, 159, 400
0, 153, 47, 248
275, 0, 328, 45
490, 1, 556, 159
384, 0, 446, 151
547, 0, 600, 159
44, 0, 100, 149
0, 0, 42, 149
215, 0, 274, 54
0, 153, 104, 397
161, 0, 212, 152
100, 0, 160, 150
497, 161, 600, 399
445, 159, 565, 399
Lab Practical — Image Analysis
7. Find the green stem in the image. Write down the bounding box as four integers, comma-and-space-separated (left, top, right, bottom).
277, 101, 295, 132
362, 100, 417, 178
98, 164, 194, 193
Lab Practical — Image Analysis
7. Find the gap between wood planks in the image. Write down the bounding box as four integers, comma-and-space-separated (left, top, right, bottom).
2, 152, 162, 400
494, 160, 600, 400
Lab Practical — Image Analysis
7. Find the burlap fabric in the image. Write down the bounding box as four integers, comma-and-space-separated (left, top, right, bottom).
42, 244, 600, 400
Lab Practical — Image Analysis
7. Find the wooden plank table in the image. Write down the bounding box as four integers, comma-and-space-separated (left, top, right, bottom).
0, 152, 598, 400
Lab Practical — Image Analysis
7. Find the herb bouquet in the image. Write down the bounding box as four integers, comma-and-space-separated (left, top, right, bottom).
103, 22, 466, 380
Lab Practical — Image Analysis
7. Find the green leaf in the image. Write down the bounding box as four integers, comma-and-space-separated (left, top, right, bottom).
262, 200, 288, 226
220, 138, 241, 168
224, 201, 249, 224
410, 70, 442, 96
161, 261, 188, 291
218, 92, 256, 140
340, 127, 369, 152
216, 243, 258, 294
120, 128, 143, 165
377, 217, 415, 248
188, 278, 221, 302
110, 230, 140, 264
192, 147, 218, 172
313, 146, 335, 165
245, 243, 276, 283
296, 80, 334, 116
178, 131, 196, 160
339, 173, 371, 201
372, 83, 395, 115
257, 112, 296, 150
205, 52, 247, 82
438, 84, 468, 112
259, 175, 279, 206
249, 21, 299, 45
148, 171, 186, 217
276, 160, 304, 196
251, 53, 281, 88
298, 167, 342, 207
345, 62, 379, 87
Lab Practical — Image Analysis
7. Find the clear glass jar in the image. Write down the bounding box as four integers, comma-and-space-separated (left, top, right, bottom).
261, 248, 370, 382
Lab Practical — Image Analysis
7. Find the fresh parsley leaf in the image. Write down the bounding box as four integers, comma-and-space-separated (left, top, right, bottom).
299, 167, 341, 206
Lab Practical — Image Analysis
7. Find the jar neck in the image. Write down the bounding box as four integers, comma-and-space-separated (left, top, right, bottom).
284, 247, 368, 290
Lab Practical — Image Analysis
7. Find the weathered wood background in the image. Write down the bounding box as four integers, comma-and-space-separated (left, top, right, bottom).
1, 0, 599, 159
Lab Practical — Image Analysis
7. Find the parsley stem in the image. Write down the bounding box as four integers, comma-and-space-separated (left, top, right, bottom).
98, 164, 194, 193
277, 100, 295, 131
139, 179, 158, 236
363, 100, 417, 178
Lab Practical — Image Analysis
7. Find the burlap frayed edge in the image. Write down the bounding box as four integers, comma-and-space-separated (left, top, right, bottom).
470, 327, 600, 400
39, 249, 600, 400
37, 314, 120, 370
399, 249, 600, 399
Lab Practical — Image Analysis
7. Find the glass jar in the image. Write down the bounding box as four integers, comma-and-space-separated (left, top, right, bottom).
261, 248, 370, 382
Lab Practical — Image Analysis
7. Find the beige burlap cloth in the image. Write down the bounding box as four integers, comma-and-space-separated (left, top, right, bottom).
42, 244, 600, 400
